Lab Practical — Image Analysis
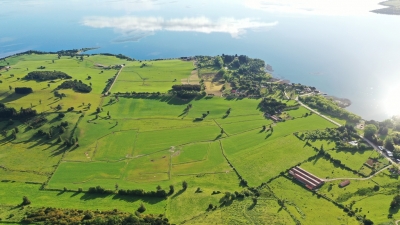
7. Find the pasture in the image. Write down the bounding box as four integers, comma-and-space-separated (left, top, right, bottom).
268, 177, 359, 225
0, 53, 395, 224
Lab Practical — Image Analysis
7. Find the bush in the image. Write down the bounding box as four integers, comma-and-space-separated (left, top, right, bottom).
21, 196, 31, 205
137, 203, 146, 213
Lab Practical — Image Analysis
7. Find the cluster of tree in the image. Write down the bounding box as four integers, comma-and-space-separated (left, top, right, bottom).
390, 195, 400, 209
364, 118, 400, 154
57, 80, 92, 93
300, 126, 358, 142
299, 95, 361, 122
27, 116, 48, 129
259, 97, 288, 114
196, 55, 271, 96
24, 71, 72, 81
22, 207, 170, 225
0, 103, 37, 119
54, 90, 67, 99
172, 84, 201, 92
14, 87, 33, 94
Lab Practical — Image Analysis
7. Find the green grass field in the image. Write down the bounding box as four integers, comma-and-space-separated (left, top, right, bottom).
268, 177, 359, 225
0, 53, 396, 224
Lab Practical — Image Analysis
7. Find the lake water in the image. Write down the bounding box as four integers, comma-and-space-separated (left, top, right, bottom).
1, 0, 400, 121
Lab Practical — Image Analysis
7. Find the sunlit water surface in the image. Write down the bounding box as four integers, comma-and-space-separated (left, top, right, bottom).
1, 0, 400, 120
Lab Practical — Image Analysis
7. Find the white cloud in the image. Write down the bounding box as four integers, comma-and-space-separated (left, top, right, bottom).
244, 0, 385, 16
82, 16, 278, 42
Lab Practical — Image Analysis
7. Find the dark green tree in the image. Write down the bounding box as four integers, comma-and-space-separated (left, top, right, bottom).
182, 181, 188, 190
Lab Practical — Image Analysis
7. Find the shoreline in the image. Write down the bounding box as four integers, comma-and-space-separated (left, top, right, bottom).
371, 0, 400, 15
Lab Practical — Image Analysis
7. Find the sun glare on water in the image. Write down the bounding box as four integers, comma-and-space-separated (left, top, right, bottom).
383, 87, 400, 118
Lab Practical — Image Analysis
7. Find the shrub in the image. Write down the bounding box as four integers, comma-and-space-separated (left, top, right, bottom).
137, 203, 146, 213
21, 196, 31, 205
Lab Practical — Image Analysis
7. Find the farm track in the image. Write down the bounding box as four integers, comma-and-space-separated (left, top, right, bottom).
323, 165, 391, 182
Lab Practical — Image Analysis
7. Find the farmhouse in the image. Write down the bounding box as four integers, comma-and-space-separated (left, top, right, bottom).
289, 166, 324, 190
270, 115, 281, 122
339, 180, 350, 188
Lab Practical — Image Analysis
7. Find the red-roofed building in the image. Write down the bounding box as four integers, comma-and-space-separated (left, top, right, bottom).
289, 166, 324, 190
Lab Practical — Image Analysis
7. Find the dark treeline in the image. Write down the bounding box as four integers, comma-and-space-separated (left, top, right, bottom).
94, 53, 135, 61
172, 84, 201, 92
0, 103, 37, 119
1, 50, 80, 60
87, 185, 168, 198
15, 87, 33, 94
0, 48, 133, 62
25, 71, 72, 81
57, 80, 92, 93
23, 207, 170, 225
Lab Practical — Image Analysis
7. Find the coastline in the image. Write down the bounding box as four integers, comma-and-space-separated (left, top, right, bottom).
371, 0, 400, 15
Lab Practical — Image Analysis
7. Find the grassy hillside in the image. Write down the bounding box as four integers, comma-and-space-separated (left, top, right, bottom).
0, 53, 397, 224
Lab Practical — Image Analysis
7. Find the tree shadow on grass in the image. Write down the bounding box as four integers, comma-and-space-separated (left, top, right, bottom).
214, 134, 223, 141
70, 191, 80, 198
50, 144, 69, 157
0, 135, 14, 146
247, 203, 256, 210
0, 93, 28, 104
117, 95, 198, 106
57, 191, 66, 196
112, 194, 165, 205
80, 192, 111, 201
171, 189, 185, 199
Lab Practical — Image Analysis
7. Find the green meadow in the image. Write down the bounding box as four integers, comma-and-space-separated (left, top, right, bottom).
0, 53, 397, 224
